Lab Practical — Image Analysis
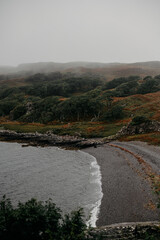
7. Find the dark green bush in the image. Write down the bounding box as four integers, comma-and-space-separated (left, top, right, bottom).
137, 79, 160, 94
103, 76, 140, 90
103, 105, 124, 121
0, 196, 97, 240
10, 105, 26, 120
131, 116, 150, 126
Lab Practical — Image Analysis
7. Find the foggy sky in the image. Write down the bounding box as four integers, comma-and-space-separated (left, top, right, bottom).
0, 0, 160, 66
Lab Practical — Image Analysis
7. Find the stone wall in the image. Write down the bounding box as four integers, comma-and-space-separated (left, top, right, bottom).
0, 130, 103, 148
116, 120, 160, 137
88, 222, 160, 240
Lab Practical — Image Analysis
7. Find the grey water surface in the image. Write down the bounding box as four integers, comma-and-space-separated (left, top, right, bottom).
0, 142, 102, 226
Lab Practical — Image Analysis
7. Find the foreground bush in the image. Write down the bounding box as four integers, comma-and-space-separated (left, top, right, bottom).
0, 196, 88, 240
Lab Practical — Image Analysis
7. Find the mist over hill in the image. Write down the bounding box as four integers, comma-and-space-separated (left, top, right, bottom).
0, 62, 119, 74
1, 61, 160, 80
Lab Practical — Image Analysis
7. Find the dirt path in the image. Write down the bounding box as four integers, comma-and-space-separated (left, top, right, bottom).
84, 141, 160, 226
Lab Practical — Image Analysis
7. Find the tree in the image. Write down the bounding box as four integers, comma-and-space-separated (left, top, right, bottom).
103, 76, 140, 90
61, 209, 86, 240
0, 196, 97, 240
10, 105, 26, 120
115, 80, 138, 97
0, 196, 62, 240
137, 79, 159, 94
131, 116, 150, 126
103, 105, 124, 121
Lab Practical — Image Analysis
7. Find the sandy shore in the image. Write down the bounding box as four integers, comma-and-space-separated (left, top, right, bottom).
83, 142, 159, 227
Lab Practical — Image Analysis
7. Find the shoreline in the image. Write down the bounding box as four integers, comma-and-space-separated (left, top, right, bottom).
0, 129, 104, 149
1, 134, 159, 227
0, 141, 102, 226
82, 151, 103, 227
83, 143, 159, 227
0, 139, 103, 228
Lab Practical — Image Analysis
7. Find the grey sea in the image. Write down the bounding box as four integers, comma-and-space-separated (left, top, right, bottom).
0, 142, 102, 226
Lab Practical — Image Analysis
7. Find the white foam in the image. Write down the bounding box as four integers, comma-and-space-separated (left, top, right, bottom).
80, 151, 103, 227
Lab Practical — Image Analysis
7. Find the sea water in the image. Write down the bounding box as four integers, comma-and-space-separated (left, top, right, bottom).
0, 142, 102, 227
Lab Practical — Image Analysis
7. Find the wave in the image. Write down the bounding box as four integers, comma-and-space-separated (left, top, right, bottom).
80, 151, 103, 227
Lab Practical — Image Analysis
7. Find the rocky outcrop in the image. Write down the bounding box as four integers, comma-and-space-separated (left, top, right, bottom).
116, 120, 160, 138
88, 222, 160, 240
0, 130, 103, 148
25, 102, 33, 115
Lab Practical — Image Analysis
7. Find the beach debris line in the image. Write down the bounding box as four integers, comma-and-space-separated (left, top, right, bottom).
108, 143, 160, 206
0, 130, 104, 148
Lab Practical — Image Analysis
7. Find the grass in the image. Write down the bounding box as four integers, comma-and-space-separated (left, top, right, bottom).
0, 120, 123, 138
119, 132, 160, 146
112, 98, 155, 125
114, 92, 160, 121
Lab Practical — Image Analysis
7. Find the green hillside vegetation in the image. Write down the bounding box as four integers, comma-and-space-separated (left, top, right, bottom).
1, 72, 160, 138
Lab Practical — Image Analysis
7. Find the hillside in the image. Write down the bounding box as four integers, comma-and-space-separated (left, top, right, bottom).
0, 70, 160, 144
1, 61, 160, 81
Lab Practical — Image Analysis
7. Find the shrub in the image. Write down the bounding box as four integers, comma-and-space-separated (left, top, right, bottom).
0, 196, 96, 240
10, 105, 26, 120
131, 116, 150, 126
103, 105, 124, 121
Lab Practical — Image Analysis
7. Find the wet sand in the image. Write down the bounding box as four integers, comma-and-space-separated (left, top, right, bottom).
83, 142, 160, 227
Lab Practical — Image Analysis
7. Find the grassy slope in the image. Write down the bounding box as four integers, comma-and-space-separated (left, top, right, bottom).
1, 90, 160, 143
0, 118, 123, 138
1, 68, 160, 144
119, 132, 160, 145
113, 91, 160, 122
112, 91, 160, 145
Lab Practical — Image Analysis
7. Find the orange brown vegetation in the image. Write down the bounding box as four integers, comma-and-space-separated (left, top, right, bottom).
0, 118, 22, 125
152, 110, 160, 121
59, 97, 68, 101
112, 97, 127, 103
89, 121, 105, 125
62, 123, 74, 128
0, 116, 9, 122
144, 200, 157, 210
115, 91, 160, 120
87, 126, 104, 133
119, 132, 160, 146
0, 117, 45, 127
115, 118, 132, 125
28, 122, 45, 127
